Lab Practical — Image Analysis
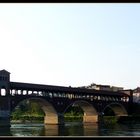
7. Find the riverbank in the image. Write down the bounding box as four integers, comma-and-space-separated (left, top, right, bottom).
11, 120, 44, 124
11, 115, 44, 123
102, 116, 117, 125
11, 115, 83, 123
11, 115, 140, 124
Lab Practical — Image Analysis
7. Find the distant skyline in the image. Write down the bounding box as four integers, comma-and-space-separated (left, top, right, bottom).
0, 3, 140, 89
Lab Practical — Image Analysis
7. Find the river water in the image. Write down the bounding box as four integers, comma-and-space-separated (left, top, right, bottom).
1, 122, 140, 137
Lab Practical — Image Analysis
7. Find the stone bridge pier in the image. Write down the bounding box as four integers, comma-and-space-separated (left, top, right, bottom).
0, 97, 11, 127
0, 70, 11, 127
83, 115, 98, 123
27, 98, 65, 125
44, 113, 64, 125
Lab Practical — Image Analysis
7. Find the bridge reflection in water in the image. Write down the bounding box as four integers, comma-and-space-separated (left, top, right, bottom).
41, 122, 98, 136
0, 127, 12, 136
10, 122, 99, 136
43, 124, 59, 136
9, 122, 140, 136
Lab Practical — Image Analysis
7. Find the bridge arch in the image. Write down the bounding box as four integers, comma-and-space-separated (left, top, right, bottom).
11, 97, 62, 125
64, 100, 98, 123
103, 103, 128, 116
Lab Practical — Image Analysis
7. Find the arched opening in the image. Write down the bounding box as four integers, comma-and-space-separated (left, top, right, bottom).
102, 103, 128, 124
103, 106, 115, 116
64, 100, 98, 123
103, 103, 128, 116
11, 99, 45, 123
11, 98, 60, 125
64, 104, 84, 122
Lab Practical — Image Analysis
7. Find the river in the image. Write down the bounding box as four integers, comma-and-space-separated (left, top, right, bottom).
0, 122, 140, 137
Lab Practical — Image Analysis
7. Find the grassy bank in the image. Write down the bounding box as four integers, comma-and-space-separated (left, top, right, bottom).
64, 116, 83, 122
102, 116, 118, 125
11, 115, 44, 123
11, 114, 83, 123
11, 115, 117, 124
11, 120, 44, 123
102, 116, 140, 124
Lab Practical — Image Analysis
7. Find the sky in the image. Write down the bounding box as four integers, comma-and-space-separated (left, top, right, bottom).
0, 3, 140, 89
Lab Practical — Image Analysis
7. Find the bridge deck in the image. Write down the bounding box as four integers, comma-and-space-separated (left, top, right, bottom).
10, 82, 129, 97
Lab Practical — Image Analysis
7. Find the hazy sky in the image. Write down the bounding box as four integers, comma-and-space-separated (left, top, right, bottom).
0, 3, 140, 89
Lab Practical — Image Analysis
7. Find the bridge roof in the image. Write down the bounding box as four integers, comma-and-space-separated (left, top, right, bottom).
10, 82, 129, 97
0, 69, 10, 74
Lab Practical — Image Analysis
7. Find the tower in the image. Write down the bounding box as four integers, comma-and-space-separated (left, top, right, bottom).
0, 69, 11, 127
0, 69, 10, 96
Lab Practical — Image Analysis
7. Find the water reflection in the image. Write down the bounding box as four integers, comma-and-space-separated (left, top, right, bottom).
99, 123, 140, 136
42, 124, 59, 136
11, 122, 99, 136
0, 127, 12, 136
64, 122, 84, 136
6, 122, 140, 136
11, 123, 44, 136
83, 123, 99, 136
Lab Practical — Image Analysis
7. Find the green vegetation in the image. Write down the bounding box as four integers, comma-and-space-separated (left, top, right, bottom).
64, 105, 83, 122
102, 116, 118, 125
11, 100, 45, 123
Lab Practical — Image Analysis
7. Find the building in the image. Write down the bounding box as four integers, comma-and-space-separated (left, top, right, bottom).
111, 86, 124, 92
79, 83, 124, 92
132, 87, 140, 103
